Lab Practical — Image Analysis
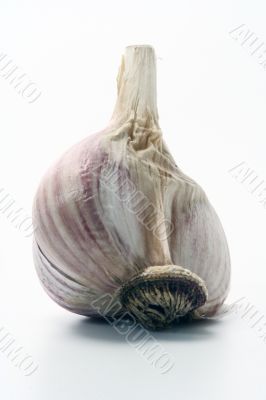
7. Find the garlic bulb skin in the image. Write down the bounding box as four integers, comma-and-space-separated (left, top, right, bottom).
33, 45, 230, 329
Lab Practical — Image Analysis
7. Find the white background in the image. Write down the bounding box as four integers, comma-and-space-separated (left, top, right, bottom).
0, 0, 266, 399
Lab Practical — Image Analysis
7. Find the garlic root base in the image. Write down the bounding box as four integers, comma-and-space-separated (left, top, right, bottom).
119, 265, 208, 330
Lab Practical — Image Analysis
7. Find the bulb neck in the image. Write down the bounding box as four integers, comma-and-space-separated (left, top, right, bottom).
119, 265, 208, 330
111, 45, 159, 126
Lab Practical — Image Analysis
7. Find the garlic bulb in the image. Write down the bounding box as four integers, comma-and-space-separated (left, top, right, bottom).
33, 45, 230, 330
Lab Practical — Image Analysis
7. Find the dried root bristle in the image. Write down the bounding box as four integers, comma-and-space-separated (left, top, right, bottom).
119, 265, 208, 330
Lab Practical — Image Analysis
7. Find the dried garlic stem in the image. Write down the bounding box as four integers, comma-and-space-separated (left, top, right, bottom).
111, 45, 159, 125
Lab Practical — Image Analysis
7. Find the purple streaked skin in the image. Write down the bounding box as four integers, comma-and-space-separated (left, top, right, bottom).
33, 46, 230, 322
33, 125, 230, 318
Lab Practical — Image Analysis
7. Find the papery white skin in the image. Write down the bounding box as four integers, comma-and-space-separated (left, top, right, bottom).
33, 46, 230, 318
